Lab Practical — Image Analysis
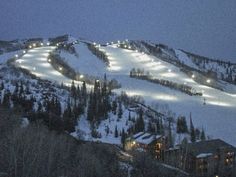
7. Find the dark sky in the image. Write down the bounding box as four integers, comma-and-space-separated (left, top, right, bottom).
0, 0, 235, 61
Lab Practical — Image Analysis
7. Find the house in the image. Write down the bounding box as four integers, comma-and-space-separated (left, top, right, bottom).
164, 139, 236, 177
125, 132, 166, 160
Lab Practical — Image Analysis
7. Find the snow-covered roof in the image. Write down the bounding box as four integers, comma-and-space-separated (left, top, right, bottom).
133, 132, 145, 139
133, 132, 163, 145
196, 153, 213, 159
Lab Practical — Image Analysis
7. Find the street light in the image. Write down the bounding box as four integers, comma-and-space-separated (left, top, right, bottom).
29, 45, 32, 49
206, 79, 211, 83
23, 50, 26, 54
80, 75, 84, 79
15, 54, 18, 58
59, 67, 63, 71
40, 43, 43, 46
47, 42, 50, 46
33, 43, 36, 47
192, 74, 195, 78
48, 59, 51, 62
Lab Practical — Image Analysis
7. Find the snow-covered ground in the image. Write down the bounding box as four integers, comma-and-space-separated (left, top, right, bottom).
11, 43, 236, 146
15, 46, 82, 86
92, 44, 236, 146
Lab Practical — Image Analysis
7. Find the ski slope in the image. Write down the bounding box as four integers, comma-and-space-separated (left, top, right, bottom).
15, 46, 81, 86
12, 43, 236, 146
71, 44, 236, 146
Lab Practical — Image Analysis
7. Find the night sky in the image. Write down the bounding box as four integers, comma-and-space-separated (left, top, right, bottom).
0, 0, 235, 61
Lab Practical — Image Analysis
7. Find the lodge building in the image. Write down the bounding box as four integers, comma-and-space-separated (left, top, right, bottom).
164, 139, 236, 177
125, 133, 236, 177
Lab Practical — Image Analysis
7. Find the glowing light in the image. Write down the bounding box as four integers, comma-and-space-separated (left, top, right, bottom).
40, 43, 43, 46
29, 45, 32, 49
33, 67, 36, 71
192, 74, 195, 78
106, 42, 109, 45
132, 141, 136, 145
168, 69, 172, 72
80, 75, 84, 79
155, 94, 177, 101
206, 79, 211, 83
208, 101, 231, 107
124, 45, 127, 48
93, 42, 96, 45
96, 79, 99, 82
23, 50, 26, 54
160, 72, 177, 78
128, 46, 131, 49
117, 40, 120, 44
33, 43, 36, 47
47, 42, 50, 46
56, 43, 59, 46
15, 54, 18, 58
59, 67, 63, 71
48, 59, 51, 62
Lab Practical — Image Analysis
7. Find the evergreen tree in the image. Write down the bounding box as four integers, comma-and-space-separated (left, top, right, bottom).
114, 125, 118, 138
117, 101, 123, 119
135, 109, 145, 132
200, 128, 206, 141
190, 113, 196, 143
121, 128, 126, 149
112, 100, 117, 115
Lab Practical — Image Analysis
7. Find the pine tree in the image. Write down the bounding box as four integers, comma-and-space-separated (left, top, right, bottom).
190, 113, 196, 143
121, 128, 126, 149
200, 128, 206, 141
117, 101, 123, 119
114, 125, 118, 138
112, 100, 117, 115
135, 109, 145, 132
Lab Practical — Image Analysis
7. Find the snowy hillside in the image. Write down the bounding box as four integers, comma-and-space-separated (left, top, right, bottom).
1, 36, 236, 147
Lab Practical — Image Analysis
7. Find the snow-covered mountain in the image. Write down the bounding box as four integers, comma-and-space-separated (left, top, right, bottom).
1, 35, 236, 146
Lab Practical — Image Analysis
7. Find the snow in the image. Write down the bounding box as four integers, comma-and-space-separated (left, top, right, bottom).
175, 49, 198, 69
0, 50, 22, 64
60, 43, 106, 78
196, 153, 213, 158
15, 46, 82, 87
12, 42, 236, 147
135, 133, 155, 145
21, 117, 29, 128
97, 45, 236, 146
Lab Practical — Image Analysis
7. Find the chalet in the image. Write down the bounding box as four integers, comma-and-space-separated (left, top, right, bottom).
125, 132, 166, 160
164, 139, 236, 177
